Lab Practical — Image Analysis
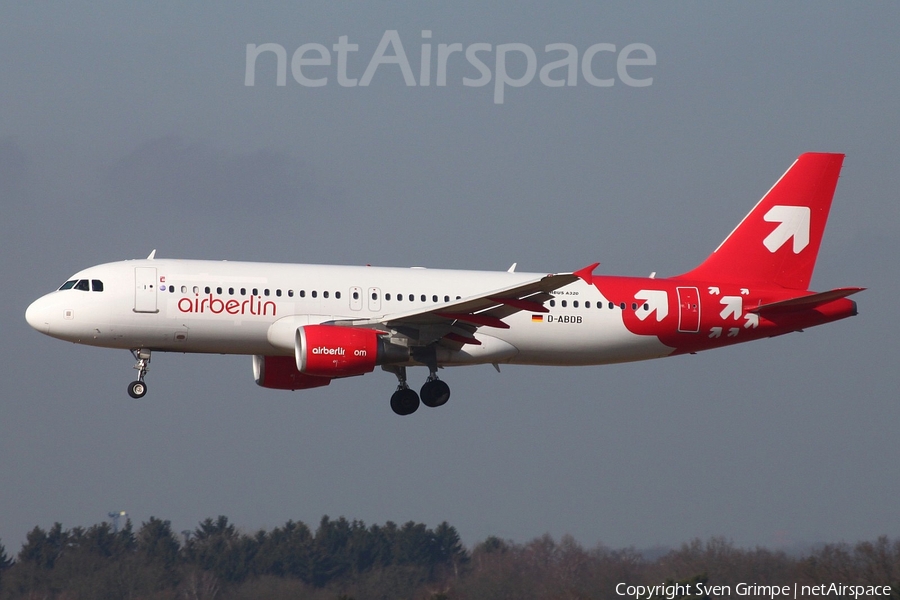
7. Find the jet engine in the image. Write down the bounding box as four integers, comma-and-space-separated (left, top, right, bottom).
296, 325, 408, 378
252, 355, 332, 390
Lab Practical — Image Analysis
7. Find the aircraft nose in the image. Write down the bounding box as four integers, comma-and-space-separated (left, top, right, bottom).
25, 296, 52, 334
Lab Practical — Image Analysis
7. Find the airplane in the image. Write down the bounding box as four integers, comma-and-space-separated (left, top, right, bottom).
25, 153, 863, 415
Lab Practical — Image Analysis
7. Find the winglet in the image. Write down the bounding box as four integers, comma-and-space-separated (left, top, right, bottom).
573, 263, 600, 285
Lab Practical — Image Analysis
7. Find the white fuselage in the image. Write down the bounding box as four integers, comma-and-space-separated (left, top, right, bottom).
26, 259, 673, 368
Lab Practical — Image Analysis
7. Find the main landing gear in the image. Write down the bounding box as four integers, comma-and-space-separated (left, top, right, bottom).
128, 349, 151, 399
385, 366, 451, 416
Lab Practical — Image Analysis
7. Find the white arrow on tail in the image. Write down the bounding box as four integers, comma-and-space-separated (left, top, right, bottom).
708, 286, 720, 295
719, 296, 743, 320
709, 327, 722, 338
727, 327, 740, 337
741, 288, 750, 295
763, 205, 810, 253
634, 290, 668, 322
744, 313, 759, 329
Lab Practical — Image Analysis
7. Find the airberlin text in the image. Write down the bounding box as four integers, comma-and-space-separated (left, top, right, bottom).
312, 346, 368, 357
245, 30, 656, 104
177, 294, 276, 317
615, 582, 893, 599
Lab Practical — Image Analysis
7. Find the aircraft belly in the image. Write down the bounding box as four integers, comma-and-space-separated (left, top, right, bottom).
499, 308, 674, 366
90, 316, 276, 355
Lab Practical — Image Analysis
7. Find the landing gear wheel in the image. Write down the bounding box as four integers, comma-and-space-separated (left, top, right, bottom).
420, 379, 450, 408
128, 380, 147, 399
128, 349, 151, 399
390, 388, 420, 416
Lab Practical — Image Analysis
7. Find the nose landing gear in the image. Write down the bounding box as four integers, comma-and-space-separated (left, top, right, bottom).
128, 349, 151, 399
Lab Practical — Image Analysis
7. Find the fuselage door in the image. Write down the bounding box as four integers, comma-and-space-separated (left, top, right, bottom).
367, 287, 381, 313
134, 267, 159, 313
349, 286, 363, 311
676, 286, 700, 333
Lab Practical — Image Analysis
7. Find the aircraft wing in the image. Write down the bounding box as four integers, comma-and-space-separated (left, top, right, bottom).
330, 267, 590, 347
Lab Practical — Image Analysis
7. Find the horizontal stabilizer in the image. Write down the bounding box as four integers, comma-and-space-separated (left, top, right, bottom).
750, 287, 865, 314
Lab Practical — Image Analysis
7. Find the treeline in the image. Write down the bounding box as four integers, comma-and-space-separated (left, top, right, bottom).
0, 516, 898, 600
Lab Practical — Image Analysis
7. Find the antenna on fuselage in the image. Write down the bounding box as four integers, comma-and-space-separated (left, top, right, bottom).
147, 249, 157, 260
507, 263, 517, 273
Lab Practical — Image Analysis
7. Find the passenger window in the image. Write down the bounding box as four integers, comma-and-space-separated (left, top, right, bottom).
74, 280, 90, 291
228, 287, 235, 295
409, 294, 414, 302
354, 291, 361, 300
573, 301, 579, 308
312, 291, 318, 298
585, 301, 591, 308
180, 285, 187, 293
252, 288, 258, 295
620, 303, 626, 310
169, 287, 175, 294
432, 295, 438, 302
276, 289, 282, 297
562, 300, 567, 308
397, 294, 403, 301
300, 290, 306, 298
550, 300, 556, 307
216, 287, 223, 294
240, 288, 246, 296
92, 280, 104, 292
609, 302, 614, 309
632, 303, 637, 310
288, 290, 294, 297
335, 291, 341, 299
323, 291, 329, 299
444, 295, 450, 302
420, 294, 426, 302
644, 303, 649, 310
264, 289, 270, 296
372, 292, 378, 300
385, 293, 391, 301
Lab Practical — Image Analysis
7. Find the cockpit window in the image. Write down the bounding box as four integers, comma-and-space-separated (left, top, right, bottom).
74, 280, 90, 291
91, 280, 104, 292
59, 280, 77, 290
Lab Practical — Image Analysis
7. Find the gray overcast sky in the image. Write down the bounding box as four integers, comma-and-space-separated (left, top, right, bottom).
2, 3, 898, 552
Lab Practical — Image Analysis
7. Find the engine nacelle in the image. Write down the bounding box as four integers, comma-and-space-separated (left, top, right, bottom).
296, 325, 408, 378
252, 355, 332, 390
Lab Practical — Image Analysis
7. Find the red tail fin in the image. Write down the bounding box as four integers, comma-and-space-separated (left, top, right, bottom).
676, 153, 844, 290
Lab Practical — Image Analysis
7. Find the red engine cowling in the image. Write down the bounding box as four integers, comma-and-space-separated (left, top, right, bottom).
296, 325, 407, 378
252, 355, 332, 390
